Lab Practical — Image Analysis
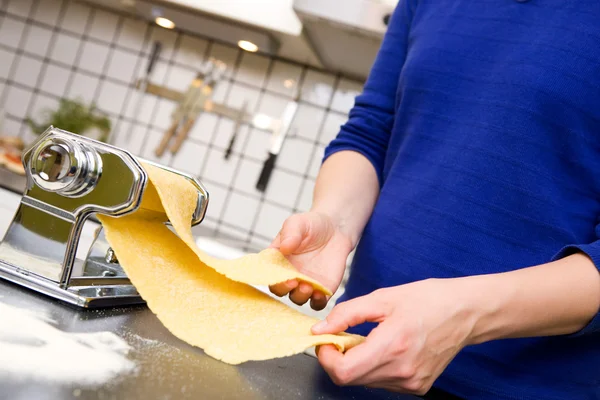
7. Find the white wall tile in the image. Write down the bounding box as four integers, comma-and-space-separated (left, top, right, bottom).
77, 40, 110, 75
152, 98, 176, 130
297, 179, 315, 212
23, 25, 53, 55
61, 1, 90, 34
216, 222, 248, 242
32, 0, 63, 26
165, 64, 197, 92
222, 191, 260, 230
7, 0, 34, 17
235, 52, 269, 88
266, 60, 302, 97
207, 42, 238, 78
13, 54, 42, 87
67, 72, 99, 105
189, 112, 219, 142
0, 18, 25, 49
301, 69, 335, 107
277, 138, 313, 173
29, 93, 59, 126
253, 202, 291, 239
88, 9, 120, 43
225, 83, 261, 111
49, 34, 80, 66
3, 86, 32, 119
257, 91, 288, 119
210, 79, 230, 103
0, 48, 15, 79
244, 128, 270, 159
247, 234, 271, 252
202, 148, 237, 186
140, 129, 173, 165
2, 116, 23, 137
106, 48, 139, 84
202, 183, 227, 222
40, 64, 70, 94
112, 121, 144, 154
320, 112, 346, 146
124, 92, 156, 122
175, 34, 208, 68
117, 18, 148, 52
264, 169, 302, 208
96, 80, 127, 115
292, 103, 325, 142
143, 59, 170, 84
171, 140, 208, 176
232, 157, 262, 194
331, 78, 362, 114
211, 119, 248, 154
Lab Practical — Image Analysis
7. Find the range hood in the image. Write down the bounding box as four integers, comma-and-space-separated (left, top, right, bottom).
293, 0, 396, 79
78, 0, 395, 80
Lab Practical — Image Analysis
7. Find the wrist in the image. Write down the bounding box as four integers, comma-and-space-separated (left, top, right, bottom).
452, 274, 511, 346
310, 206, 361, 248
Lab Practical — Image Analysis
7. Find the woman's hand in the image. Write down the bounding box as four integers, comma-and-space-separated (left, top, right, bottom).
269, 212, 354, 310
312, 278, 477, 395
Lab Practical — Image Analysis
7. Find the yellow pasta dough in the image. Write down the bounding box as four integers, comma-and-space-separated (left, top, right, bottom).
97, 163, 364, 365
142, 164, 332, 295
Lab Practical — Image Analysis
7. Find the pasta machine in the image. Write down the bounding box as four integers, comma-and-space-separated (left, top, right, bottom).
0, 127, 209, 308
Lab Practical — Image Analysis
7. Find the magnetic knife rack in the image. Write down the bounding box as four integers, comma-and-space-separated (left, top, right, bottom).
133, 80, 294, 159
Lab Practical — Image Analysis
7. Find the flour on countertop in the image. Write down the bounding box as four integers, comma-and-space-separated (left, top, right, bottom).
0, 303, 136, 386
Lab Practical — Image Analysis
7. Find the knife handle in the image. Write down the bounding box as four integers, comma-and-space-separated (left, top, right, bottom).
147, 41, 162, 75
224, 134, 235, 160
256, 152, 278, 192
170, 117, 196, 154
155, 121, 179, 157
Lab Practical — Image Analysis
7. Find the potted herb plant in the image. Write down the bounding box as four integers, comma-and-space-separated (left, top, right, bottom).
26, 98, 112, 142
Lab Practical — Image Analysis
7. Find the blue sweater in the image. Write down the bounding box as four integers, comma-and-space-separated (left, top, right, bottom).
324, 1, 600, 399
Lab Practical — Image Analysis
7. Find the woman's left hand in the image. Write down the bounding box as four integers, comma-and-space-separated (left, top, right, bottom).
312, 278, 479, 395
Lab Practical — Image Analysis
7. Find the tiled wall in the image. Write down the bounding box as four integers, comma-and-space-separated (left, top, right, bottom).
0, 0, 363, 251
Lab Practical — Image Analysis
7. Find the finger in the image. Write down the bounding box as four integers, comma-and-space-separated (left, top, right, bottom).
269, 279, 298, 297
317, 345, 345, 384
310, 291, 329, 311
289, 282, 314, 305
278, 215, 310, 255
333, 324, 396, 386
311, 294, 386, 335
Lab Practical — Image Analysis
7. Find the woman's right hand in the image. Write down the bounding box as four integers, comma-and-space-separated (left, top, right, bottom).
269, 211, 354, 311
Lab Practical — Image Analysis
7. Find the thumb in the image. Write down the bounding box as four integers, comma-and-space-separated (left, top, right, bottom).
278, 214, 310, 255
311, 293, 387, 335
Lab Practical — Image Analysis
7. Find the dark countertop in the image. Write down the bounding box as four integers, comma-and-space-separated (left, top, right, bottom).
0, 280, 417, 400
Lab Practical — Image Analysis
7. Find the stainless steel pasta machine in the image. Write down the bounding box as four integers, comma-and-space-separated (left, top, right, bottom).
0, 127, 209, 308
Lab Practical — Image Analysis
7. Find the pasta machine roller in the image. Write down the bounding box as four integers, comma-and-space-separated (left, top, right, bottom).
0, 127, 209, 308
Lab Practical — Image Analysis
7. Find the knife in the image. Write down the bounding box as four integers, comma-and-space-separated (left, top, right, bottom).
125, 40, 162, 144
255, 96, 299, 192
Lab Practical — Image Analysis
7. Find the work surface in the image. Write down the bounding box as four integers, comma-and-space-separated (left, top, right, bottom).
0, 281, 417, 400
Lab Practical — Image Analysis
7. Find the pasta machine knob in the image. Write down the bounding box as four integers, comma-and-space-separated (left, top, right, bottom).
30, 137, 102, 197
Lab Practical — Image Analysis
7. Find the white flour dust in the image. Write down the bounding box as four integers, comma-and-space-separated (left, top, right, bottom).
0, 303, 136, 385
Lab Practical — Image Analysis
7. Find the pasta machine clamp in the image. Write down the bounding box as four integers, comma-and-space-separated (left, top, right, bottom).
0, 127, 209, 308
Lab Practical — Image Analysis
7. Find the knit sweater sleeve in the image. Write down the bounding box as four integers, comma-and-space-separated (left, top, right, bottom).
552, 242, 600, 336
322, 0, 416, 186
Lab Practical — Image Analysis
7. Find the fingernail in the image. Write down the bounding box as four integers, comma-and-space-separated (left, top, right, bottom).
312, 320, 327, 333
285, 280, 298, 289
299, 283, 312, 294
